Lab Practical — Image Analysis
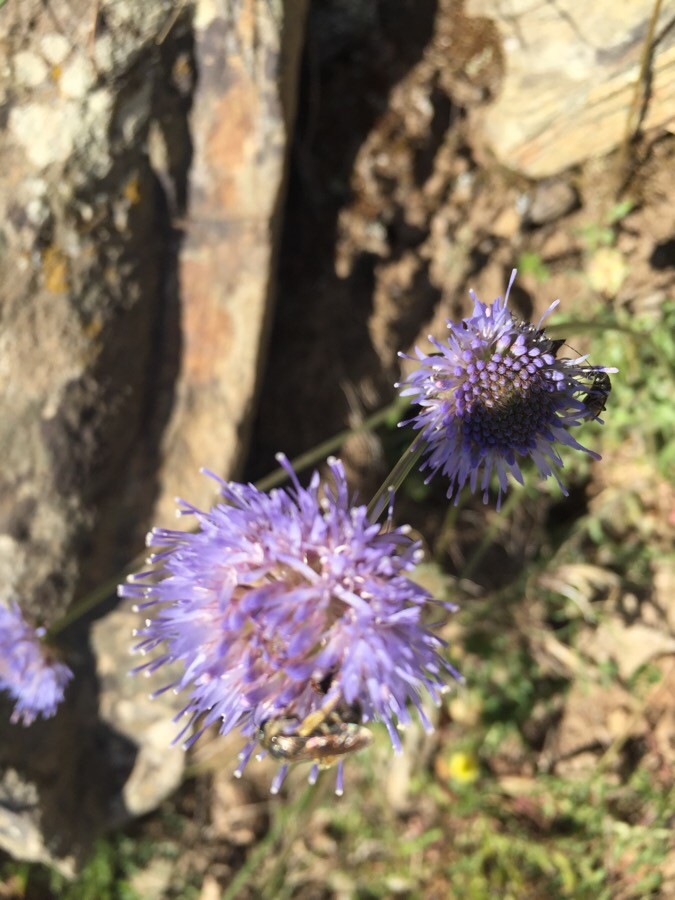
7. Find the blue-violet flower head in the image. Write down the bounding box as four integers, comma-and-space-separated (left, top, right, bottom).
120, 456, 459, 794
0, 601, 73, 726
397, 270, 617, 507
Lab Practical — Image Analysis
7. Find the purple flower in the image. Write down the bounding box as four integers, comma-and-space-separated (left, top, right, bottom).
0, 601, 73, 725
397, 270, 616, 507
120, 457, 459, 794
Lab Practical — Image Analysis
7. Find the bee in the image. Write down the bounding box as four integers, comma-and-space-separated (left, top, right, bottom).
259, 701, 372, 769
582, 371, 612, 419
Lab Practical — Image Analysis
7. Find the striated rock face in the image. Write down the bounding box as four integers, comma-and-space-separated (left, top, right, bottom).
467, 0, 675, 177
0, 0, 307, 869
154, 0, 308, 525
0, 0, 173, 626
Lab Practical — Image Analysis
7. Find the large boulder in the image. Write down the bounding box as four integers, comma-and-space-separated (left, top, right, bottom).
0, 0, 307, 869
467, 0, 675, 177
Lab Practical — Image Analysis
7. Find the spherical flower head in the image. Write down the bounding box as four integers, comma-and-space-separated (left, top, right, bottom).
397, 270, 617, 507
0, 601, 73, 726
120, 457, 459, 793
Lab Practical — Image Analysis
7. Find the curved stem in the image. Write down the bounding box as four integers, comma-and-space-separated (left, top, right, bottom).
47, 397, 411, 637
255, 396, 409, 493
46, 556, 143, 639
366, 433, 426, 523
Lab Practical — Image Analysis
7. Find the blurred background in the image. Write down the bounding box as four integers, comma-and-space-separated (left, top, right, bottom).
0, 0, 674, 896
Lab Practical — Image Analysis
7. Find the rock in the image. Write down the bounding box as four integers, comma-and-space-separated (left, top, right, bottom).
0, 770, 75, 876
199, 875, 225, 900
89, 602, 186, 820
551, 681, 640, 776
491, 203, 521, 237
152, 0, 309, 525
13, 51, 49, 88
578, 617, 675, 680
524, 179, 579, 226
0, 0, 308, 869
467, 0, 675, 177
129, 859, 175, 900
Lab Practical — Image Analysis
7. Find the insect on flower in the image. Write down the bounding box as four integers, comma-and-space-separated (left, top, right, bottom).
582, 371, 612, 420
396, 269, 618, 507
259, 704, 373, 769
522, 324, 612, 421
519, 322, 566, 357
260, 675, 373, 773
120, 455, 461, 796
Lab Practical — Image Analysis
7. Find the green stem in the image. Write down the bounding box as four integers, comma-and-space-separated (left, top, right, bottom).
255, 396, 409, 493
432, 498, 462, 561
47, 396, 410, 638
46, 556, 143, 638
366, 433, 426, 522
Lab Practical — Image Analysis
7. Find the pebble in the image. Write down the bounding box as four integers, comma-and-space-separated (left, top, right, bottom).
526, 179, 578, 226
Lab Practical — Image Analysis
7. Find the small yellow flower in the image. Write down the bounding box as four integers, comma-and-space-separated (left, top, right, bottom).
447, 750, 480, 784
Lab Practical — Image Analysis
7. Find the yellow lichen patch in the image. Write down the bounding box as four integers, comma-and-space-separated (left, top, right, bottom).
172, 54, 192, 92
42, 245, 68, 293
51, 65, 62, 83
123, 175, 141, 205
103, 266, 120, 290
83, 314, 104, 341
